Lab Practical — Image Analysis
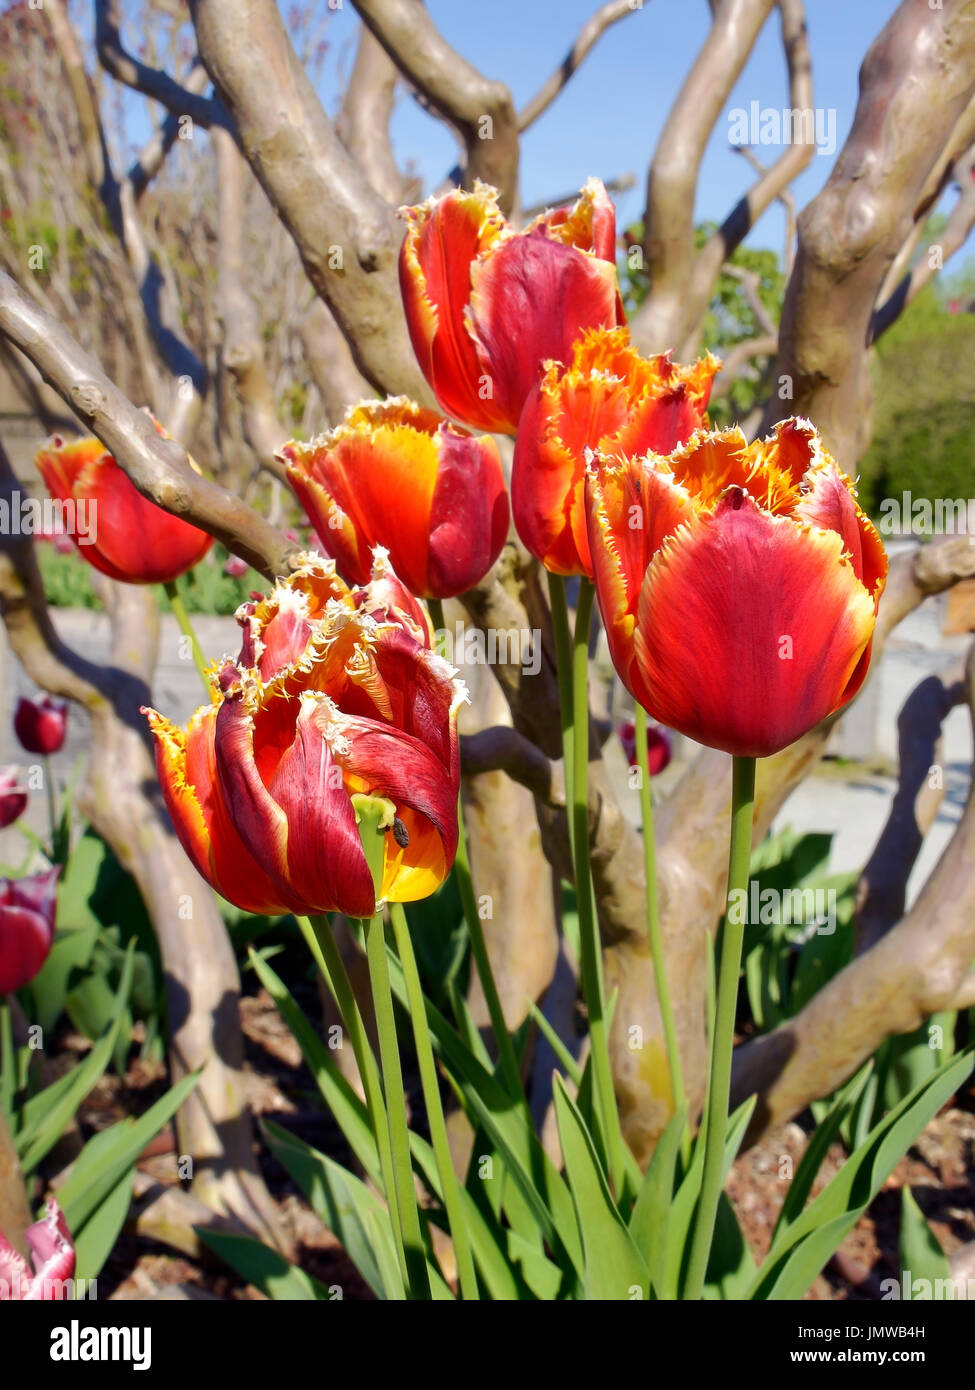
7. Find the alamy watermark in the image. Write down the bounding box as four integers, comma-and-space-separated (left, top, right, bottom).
0, 490, 96, 544
727, 882, 837, 936
877, 492, 975, 537
728, 100, 837, 156
433, 623, 541, 677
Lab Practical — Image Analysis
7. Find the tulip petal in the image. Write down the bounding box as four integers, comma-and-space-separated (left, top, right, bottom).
586, 454, 695, 687
794, 463, 888, 606
427, 424, 509, 598
0, 905, 55, 994
533, 177, 617, 263
146, 705, 299, 915
265, 694, 376, 918
467, 232, 619, 432
399, 188, 512, 433
632, 489, 877, 756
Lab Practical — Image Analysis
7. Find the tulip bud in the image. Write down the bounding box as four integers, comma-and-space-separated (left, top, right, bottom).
14, 695, 67, 756
0, 866, 59, 993
0, 767, 28, 828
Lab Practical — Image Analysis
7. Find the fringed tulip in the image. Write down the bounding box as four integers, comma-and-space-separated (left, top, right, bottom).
399, 179, 622, 434
281, 398, 509, 599
0, 767, 28, 827
14, 694, 67, 756
0, 866, 59, 993
144, 553, 463, 917
35, 432, 213, 584
513, 327, 718, 576
0, 1201, 75, 1300
587, 418, 888, 758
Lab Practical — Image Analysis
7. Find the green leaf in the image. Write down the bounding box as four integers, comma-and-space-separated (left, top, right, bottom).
248, 949, 381, 1187
264, 1121, 396, 1300
898, 1187, 952, 1293
628, 1103, 688, 1298
553, 1076, 649, 1301
57, 1068, 200, 1233
71, 1167, 134, 1284
704, 1191, 756, 1299
772, 1063, 872, 1243
197, 1229, 333, 1300
750, 1049, 974, 1299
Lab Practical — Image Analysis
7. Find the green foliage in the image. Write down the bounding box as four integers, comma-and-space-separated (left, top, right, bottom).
35, 542, 262, 613
859, 258, 975, 517
620, 221, 785, 426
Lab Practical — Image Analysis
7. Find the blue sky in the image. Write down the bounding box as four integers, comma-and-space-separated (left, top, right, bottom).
313, 0, 962, 257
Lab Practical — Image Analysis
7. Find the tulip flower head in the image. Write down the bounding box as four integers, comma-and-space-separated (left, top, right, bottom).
399, 179, 622, 434
35, 430, 213, 585
618, 720, 672, 776
0, 766, 28, 828
0, 1201, 75, 1300
0, 865, 59, 994
14, 695, 67, 756
513, 327, 718, 576
281, 398, 509, 599
587, 418, 888, 758
144, 553, 464, 919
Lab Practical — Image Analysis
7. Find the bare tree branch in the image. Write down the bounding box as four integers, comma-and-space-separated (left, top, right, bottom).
518, 0, 640, 132
95, 0, 227, 129
213, 127, 286, 478
188, 0, 433, 402
855, 661, 967, 954
351, 0, 520, 211
733, 143, 798, 274
632, 0, 777, 354
763, 0, 975, 463
732, 641, 975, 1141
871, 140, 975, 341
298, 299, 374, 429
709, 334, 778, 397
338, 24, 412, 205
0, 270, 297, 578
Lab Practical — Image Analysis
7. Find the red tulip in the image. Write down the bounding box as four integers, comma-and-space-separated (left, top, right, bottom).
224, 554, 250, 579
513, 327, 718, 576
0, 767, 27, 828
35, 432, 213, 584
145, 554, 463, 916
0, 1201, 75, 1300
399, 179, 622, 434
14, 695, 67, 756
0, 866, 59, 993
587, 419, 889, 758
618, 721, 672, 776
281, 397, 509, 598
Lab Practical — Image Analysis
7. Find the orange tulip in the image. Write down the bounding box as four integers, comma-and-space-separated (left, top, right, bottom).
512, 327, 718, 576
35, 432, 213, 584
281, 398, 509, 599
586, 419, 888, 758
144, 554, 463, 917
399, 179, 621, 435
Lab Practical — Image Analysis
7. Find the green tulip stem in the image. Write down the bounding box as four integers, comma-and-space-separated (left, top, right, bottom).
684, 754, 756, 1301
43, 754, 59, 862
299, 912, 408, 1295
389, 900, 479, 1300
426, 596, 527, 1113
634, 706, 687, 1151
570, 578, 624, 1194
548, 574, 576, 851
354, 794, 431, 1300
1, 996, 14, 1118
163, 579, 210, 691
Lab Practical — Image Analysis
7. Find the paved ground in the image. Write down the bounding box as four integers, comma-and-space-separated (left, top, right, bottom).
0, 592, 971, 913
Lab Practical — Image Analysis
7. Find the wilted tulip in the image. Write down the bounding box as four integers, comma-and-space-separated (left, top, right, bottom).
144, 554, 463, 918
35, 432, 213, 584
0, 866, 59, 993
0, 767, 27, 828
282, 398, 509, 598
0, 1201, 75, 1300
399, 179, 621, 434
513, 327, 718, 576
14, 695, 67, 756
587, 419, 888, 758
